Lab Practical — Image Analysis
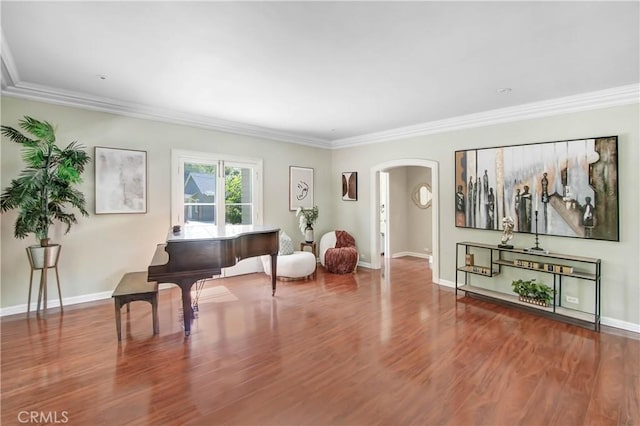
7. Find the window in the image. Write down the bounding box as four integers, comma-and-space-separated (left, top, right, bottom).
171, 150, 262, 227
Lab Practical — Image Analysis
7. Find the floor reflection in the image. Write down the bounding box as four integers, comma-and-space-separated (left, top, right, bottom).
5, 255, 631, 425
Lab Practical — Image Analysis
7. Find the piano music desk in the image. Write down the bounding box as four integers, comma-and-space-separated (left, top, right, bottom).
112, 271, 159, 341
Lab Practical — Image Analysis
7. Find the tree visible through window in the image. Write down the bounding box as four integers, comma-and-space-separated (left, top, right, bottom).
225, 167, 243, 224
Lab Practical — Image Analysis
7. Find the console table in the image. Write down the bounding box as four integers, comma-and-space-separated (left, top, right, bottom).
455, 241, 601, 330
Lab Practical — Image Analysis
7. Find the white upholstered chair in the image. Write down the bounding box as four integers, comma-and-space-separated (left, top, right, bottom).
261, 231, 316, 280
319, 232, 337, 268
261, 251, 316, 281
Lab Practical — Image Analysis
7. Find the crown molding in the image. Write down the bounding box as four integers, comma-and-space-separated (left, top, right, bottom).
0, 79, 333, 149
331, 84, 640, 149
1, 58, 14, 90
2, 55, 637, 150
1, 28, 19, 89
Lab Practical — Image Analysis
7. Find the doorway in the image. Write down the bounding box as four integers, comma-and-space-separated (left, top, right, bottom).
369, 159, 440, 284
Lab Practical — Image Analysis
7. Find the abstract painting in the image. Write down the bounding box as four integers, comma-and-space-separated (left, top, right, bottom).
342, 172, 357, 201
289, 166, 314, 210
95, 147, 147, 214
454, 136, 618, 241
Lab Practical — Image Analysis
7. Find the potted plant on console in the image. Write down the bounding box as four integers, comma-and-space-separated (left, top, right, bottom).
511, 278, 555, 307
1, 116, 90, 313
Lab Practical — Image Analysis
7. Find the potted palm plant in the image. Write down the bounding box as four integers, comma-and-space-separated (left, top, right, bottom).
1, 116, 90, 268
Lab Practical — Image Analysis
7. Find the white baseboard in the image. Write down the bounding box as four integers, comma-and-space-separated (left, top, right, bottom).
0, 290, 113, 317
357, 260, 372, 269
391, 252, 433, 262
601, 317, 640, 333
436, 279, 458, 288
0, 285, 183, 317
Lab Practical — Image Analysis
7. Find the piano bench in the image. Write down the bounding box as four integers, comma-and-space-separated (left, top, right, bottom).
112, 271, 159, 341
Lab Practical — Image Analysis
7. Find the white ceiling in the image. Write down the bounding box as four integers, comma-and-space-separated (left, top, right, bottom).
1, 1, 639, 148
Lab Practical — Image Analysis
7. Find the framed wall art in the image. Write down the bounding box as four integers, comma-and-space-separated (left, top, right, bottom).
454, 136, 619, 241
342, 172, 357, 201
289, 166, 314, 210
95, 147, 147, 214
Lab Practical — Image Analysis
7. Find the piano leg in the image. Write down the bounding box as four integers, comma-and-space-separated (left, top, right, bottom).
270, 253, 277, 296
181, 282, 194, 336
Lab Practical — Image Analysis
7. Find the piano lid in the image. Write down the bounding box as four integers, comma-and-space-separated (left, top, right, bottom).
167, 224, 280, 243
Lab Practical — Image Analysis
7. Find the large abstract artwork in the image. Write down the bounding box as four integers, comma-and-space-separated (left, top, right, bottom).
95, 147, 147, 214
454, 137, 619, 241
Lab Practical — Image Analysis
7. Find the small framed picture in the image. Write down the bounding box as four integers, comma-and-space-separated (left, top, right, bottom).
289, 166, 314, 210
95, 147, 147, 214
465, 254, 474, 266
342, 172, 357, 201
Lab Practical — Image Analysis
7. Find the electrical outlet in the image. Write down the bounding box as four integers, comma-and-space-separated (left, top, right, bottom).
566, 296, 579, 304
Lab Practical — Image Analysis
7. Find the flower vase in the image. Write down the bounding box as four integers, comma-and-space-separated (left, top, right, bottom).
305, 225, 314, 243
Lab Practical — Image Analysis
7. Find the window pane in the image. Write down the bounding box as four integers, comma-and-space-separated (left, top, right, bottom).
184, 162, 216, 225
225, 166, 253, 224
225, 204, 253, 225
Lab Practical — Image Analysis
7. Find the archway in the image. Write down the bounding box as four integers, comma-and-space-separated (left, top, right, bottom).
369, 159, 440, 284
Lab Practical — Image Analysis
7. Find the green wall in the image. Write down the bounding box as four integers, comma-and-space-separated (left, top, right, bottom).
2, 97, 638, 330
330, 104, 639, 328
1, 98, 332, 310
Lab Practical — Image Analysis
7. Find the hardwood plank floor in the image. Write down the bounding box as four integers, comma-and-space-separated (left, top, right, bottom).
2, 257, 638, 425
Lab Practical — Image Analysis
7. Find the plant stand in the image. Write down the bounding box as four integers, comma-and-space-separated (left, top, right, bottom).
518, 296, 549, 307
26, 245, 62, 319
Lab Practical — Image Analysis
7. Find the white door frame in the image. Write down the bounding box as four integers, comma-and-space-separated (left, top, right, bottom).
369, 159, 439, 284
379, 171, 390, 258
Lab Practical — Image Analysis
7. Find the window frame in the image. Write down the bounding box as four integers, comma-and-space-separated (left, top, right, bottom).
171, 149, 263, 227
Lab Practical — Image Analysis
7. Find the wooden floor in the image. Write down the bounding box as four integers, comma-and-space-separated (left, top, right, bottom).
2, 257, 638, 426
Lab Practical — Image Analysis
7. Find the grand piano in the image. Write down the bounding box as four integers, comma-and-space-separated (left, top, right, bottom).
148, 224, 280, 336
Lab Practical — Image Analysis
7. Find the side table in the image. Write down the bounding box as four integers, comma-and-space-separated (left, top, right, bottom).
300, 242, 317, 257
